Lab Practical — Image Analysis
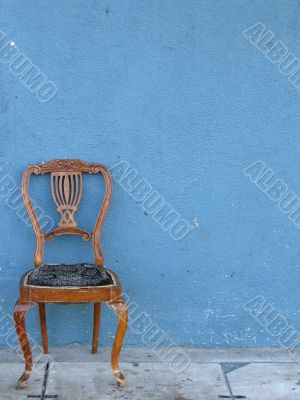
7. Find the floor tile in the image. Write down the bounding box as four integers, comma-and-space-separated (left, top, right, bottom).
227, 362, 300, 400
0, 363, 46, 400
52, 362, 229, 400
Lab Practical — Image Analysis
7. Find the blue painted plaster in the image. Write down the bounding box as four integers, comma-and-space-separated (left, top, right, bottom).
1, 0, 300, 348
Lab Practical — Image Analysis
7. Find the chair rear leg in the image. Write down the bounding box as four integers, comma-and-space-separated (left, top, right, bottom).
38, 303, 48, 354
92, 302, 101, 354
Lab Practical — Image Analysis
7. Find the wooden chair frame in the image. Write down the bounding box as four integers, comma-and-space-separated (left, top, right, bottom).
14, 159, 128, 389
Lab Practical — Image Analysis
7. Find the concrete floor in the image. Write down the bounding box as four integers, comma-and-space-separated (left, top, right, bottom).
1, 346, 300, 399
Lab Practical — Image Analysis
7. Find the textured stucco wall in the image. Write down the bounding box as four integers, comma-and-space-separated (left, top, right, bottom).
1, 0, 300, 348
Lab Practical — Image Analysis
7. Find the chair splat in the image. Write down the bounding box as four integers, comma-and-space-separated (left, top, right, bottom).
51, 172, 83, 228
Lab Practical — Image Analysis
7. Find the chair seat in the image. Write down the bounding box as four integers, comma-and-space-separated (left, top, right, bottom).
26, 263, 114, 287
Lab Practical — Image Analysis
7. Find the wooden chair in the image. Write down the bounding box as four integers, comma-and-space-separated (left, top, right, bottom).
14, 159, 128, 389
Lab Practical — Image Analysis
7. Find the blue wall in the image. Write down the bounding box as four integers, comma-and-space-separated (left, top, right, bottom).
1, 0, 300, 348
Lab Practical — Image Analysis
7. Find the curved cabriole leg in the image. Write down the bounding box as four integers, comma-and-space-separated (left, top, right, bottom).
107, 298, 128, 386
14, 300, 36, 389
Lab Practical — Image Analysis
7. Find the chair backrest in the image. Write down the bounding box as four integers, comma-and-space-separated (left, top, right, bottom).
22, 159, 112, 267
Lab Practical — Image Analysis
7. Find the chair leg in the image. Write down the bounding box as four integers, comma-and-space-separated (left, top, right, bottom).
92, 302, 101, 354
108, 298, 128, 386
38, 303, 48, 354
14, 300, 36, 389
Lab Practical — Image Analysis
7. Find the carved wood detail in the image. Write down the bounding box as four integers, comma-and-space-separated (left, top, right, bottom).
44, 227, 92, 242
51, 172, 82, 228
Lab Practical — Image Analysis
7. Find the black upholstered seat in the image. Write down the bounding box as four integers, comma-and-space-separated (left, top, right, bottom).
26, 263, 114, 287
